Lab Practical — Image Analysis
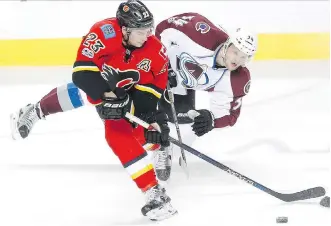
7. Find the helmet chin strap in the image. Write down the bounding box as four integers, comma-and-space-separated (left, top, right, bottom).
221, 39, 232, 59
214, 44, 228, 67
122, 28, 132, 46
122, 28, 134, 62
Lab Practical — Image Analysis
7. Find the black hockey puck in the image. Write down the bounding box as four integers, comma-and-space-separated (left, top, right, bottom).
276, 217, 288, 223
320, 196, 330, 208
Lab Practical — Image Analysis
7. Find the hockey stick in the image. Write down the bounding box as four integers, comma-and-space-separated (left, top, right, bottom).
125, 112, 326, 202
166, 85, 189, 178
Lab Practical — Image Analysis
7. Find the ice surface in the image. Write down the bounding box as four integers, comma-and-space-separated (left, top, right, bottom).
0, 61, 329, 226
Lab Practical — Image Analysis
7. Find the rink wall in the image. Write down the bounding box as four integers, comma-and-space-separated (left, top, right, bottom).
0, 1, 329, 66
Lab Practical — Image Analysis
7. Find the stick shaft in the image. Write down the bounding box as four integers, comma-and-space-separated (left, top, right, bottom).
166, 86, 188, 175
125, 112, 325, 202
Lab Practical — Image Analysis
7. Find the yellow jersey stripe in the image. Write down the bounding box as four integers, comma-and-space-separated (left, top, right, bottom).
135, 84, 162, 99
143, 143, 153, 151
72, 66, 99, 73
131, 164, 154, 180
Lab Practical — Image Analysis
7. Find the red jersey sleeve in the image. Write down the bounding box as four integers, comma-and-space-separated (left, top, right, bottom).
135, 36, 169, 98
72, 19, 123, 105
151, 42, 169, 90
132, 37, 169, 116
73, 18, 122, 72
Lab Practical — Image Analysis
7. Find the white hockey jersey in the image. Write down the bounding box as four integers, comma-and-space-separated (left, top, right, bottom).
156, 13, 251, 128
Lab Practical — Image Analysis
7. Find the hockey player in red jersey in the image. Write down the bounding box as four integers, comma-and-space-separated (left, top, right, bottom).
10, 0, 177, 221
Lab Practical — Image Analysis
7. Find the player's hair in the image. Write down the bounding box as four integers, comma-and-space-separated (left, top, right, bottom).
116, 0, 154, 29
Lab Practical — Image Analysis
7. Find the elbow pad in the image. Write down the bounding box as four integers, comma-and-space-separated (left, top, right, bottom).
72, 70, 110, 101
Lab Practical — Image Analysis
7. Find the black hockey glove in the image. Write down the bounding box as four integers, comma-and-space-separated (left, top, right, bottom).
143, 111, 170, 147
168, 67, 178, 88
96, 88, 132, 120
191, 109, 214, 137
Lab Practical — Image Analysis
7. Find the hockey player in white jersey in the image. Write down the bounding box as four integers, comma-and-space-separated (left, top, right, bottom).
155, 13, 257, 180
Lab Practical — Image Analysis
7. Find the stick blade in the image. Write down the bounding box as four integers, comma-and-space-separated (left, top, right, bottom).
179, 156, 189, 178
279, 186, 326, 202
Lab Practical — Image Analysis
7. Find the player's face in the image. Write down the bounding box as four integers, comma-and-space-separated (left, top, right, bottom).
127, 28, 153, 47
225, 44, 249, 71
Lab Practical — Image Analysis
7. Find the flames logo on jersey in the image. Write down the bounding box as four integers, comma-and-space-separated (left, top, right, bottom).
176, 52, 209, 89
101, 64, 140, 91
137, 59, 151, 72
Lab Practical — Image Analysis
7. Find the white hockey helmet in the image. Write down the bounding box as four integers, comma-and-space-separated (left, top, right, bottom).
230, 28, 257, 56
221, 27, 257, 64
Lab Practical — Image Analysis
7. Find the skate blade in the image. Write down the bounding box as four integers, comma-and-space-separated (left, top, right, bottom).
156, 168, 171, 182
146, 203, 178, 221
154, 146, 173, 182
10, 112, 22, 140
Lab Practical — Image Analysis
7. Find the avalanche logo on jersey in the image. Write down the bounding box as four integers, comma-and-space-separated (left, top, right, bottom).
195, 22, 210, 34
176, 52, 209, 89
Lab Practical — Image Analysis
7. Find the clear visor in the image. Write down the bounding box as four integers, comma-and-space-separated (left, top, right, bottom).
127, 26, 154, 37
234, 53, 250, 65
227, 44, 251, 65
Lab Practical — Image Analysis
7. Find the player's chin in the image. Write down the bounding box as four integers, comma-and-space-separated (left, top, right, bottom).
226, 62, 240, 71
132, 42, 144, 48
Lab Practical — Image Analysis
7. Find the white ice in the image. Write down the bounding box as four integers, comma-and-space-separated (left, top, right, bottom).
0, 61, 330, 226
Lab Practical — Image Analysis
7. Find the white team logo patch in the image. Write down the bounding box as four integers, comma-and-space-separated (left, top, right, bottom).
168, 16, 195, 26
244, 80, 251, 94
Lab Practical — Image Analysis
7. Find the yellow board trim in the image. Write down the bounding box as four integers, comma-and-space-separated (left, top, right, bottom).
254, 33, 330, 60
131, 164, 154, 180
0, 38, 81, 66
0, 33, 329, 66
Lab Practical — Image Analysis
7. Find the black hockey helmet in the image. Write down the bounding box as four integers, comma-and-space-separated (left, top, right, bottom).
116, 0, 154, 29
